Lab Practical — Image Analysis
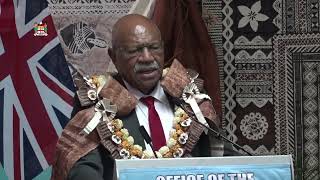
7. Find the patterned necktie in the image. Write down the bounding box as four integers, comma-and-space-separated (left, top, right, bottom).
141, 96, 166, 151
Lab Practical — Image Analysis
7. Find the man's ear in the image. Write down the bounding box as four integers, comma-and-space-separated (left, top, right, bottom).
108, 48, 116, 64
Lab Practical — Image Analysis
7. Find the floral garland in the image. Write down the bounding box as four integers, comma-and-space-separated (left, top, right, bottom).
107, 106, 192, 159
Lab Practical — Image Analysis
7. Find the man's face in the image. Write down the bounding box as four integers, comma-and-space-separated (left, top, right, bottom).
112, 25, 164, 94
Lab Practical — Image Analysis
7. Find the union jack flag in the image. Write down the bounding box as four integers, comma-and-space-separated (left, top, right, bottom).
0, 0, 75, 179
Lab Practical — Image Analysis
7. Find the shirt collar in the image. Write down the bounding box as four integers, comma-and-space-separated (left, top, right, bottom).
123, 80, 168, 104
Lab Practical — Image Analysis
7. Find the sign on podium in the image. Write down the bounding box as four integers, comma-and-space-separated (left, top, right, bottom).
114, 155, 293, 180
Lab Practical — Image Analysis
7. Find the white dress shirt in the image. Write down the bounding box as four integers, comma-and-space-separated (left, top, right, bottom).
124, 81, 174, 151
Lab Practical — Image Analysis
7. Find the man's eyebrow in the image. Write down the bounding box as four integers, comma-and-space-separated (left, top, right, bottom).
119, 41, 162, 48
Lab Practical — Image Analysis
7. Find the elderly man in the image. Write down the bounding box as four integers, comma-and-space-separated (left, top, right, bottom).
52, 14, 232, 180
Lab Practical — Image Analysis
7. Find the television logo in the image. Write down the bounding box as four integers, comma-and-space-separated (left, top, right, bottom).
34, 22, 48, 36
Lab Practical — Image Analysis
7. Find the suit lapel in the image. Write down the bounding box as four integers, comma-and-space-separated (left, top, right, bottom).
121, 111, 146, 150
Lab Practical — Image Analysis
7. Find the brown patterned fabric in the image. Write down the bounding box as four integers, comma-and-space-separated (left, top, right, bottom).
184, 116, 206, 154
160, 59, 191, 98
200, 100, 219, 127
51, 107, 99, 180
96, 121, 121, 159
99, 77, 138, 116
51, 59, 218, 180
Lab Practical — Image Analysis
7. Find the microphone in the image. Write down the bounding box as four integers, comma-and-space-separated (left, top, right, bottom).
138, 126, 158, 158
170, 97, 253, 156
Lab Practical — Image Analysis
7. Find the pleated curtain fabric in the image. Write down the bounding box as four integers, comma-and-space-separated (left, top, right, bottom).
152, 0, 222, 125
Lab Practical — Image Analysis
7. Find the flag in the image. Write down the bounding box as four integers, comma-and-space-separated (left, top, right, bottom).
0, 0, 75, 179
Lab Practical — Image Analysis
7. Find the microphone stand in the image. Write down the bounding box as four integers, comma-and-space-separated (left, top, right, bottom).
171, 97, 253, 156
192, 119, 253, 156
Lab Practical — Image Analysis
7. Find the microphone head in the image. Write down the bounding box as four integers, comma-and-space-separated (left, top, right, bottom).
139, 126, 152, 144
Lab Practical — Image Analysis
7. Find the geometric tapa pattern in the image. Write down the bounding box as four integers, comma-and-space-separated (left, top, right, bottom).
204, 0, 320, 179
217, 0, 278, 155
273, 34, 320, 180
48, 1, 136, 76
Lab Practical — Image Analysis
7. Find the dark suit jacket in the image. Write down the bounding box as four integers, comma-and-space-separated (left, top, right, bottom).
67, 95, 239, 180
67, 89, 216, 179
62, 62, 241, 180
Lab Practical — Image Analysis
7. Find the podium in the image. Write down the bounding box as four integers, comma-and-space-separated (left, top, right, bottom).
115, 155, 294, 180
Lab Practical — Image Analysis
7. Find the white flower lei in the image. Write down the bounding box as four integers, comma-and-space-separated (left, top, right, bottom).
107, 106, 192, 159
